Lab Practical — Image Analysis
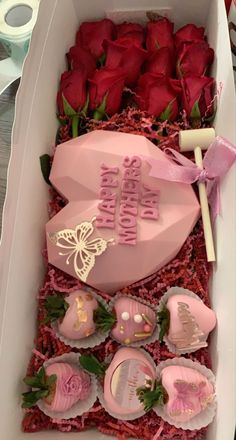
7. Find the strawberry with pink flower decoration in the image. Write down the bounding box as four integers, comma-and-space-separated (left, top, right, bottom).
22, 360, 92, 415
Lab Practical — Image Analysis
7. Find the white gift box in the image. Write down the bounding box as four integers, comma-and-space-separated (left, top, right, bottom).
0, 0, 235, 439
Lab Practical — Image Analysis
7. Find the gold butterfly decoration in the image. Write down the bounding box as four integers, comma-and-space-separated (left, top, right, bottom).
48, 217, 113, 282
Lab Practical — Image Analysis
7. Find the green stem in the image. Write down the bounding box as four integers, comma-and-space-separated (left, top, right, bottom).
93, 110, 105, 121
72, 115, 79, 138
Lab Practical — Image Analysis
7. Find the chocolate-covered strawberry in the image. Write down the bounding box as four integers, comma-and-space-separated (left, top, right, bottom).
138, 363, 215, 426
158, 293, 216, 354
44, 290, 99, 340
22, 362, 91, 412
95, 296, 157, 345
79, 348, 215, 427
45, 292, 156, 346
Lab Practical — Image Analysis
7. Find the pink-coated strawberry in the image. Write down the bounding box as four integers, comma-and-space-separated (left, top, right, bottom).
160, 365, 214, 423
96, 296, 156, 345
22, 362, 91, 412
158, 293, 216, 353
44, 290, 98, 340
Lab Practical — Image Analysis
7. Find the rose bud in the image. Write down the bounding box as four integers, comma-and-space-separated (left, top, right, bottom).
181, 76, 214, 122
104, 39, 147, 87
22, 363, 91, 412
66, 46, 96, 77
135, 73, 182, 121
143, 47, 174, 77
116, 22, 145, 47
177, 42, 214, 78
146, 18, 174, 52
76, 18, 115, 59
89, 67, 125, 119
158, 293, 216, 354
175, 23, 205, 48
57, 68, 87, 116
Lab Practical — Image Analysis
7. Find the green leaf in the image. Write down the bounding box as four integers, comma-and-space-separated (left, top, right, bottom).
97, 52, 106, 68
93, 94, 107, 121
79, 355, 106, 377
40, 154, 51, 185
22, 389, 49, 408
72, 115, 79, 138
43, 293, 69, 324
37, 367, 46, 386
94, 302, 116, 333
23, 376, 42, 388
159, 99, 175, 122
46, 374, 57, 387
81, 93, 89, 118
62, 94, 77, 116
136, 381, 168, 412
190, 100, 201, 120
157, 305, 170, 343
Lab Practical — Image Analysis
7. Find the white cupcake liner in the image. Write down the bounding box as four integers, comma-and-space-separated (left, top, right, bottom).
153, 357, 216, 430
108, 292, 159, 348
97, 348, 157, 420
157, 286, 208, 355
37, 352, 98, 420
51, 289, 110, 349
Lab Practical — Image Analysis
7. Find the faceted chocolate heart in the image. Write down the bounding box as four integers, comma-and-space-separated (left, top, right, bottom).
46, 130, 199, 293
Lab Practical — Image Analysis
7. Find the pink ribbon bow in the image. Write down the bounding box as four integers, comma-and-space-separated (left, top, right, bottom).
146, 136, 236, 221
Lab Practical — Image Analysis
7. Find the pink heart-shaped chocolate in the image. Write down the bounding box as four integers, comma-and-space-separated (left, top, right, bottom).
45, 362, 91, 413
58, 290, 98, 340
46, 130, 199, 293
161, 365, 214, 423
166, 294, 216, 352
111, 296, 156, 344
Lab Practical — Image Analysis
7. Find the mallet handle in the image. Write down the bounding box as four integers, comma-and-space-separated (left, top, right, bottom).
194, 146, 216, 262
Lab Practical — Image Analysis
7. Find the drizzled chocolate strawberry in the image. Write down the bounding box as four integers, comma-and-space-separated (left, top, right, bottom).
79, 348, 215, 427
158, 293, 216, 353
45, 292, 156, 346
22, 362, 91, 412
96, 296, 156, 345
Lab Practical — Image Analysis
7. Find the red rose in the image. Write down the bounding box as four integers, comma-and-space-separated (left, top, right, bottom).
181, 76, 214, 120
177, 42, 214, 78
175, 24, 205, 48
116, 22, 145, 47
66, 46, 96, 77
104, 39, 147, 87
89, 68, 125, 118
135, 73, 182, 120
76, 19, 115, 58
146, 18, 174, 52
57, 68, 87, 116
143, 47, 174, 77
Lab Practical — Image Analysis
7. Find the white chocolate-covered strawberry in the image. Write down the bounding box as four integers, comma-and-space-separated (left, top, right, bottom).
22, 362, 91, 412
44, 290, 98, 340
158, 293, 216, 353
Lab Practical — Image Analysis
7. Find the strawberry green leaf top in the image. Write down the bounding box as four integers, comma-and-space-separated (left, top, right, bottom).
157, 305, 170, 342
43, 293, 69, 324
94, 301, 116, 333
79, 354, 106, 377
136, 380, 168, 412
22, 367, 57, 408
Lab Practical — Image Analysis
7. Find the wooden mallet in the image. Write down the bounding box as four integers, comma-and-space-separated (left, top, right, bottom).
179, 128, 216, 262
